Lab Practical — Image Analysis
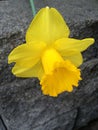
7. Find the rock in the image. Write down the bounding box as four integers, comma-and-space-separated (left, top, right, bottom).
78, 120, 98, 130
0, 0, 98, 130
0, 116, 6, 130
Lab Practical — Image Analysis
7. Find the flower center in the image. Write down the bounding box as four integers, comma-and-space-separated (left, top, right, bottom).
41, 48, 64, 74
40, 48, 81, 97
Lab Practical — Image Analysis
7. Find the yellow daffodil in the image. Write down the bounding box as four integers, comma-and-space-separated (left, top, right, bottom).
8, 7, 94, 97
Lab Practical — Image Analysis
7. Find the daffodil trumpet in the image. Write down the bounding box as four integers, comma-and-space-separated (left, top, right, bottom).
8, 7, 94, 97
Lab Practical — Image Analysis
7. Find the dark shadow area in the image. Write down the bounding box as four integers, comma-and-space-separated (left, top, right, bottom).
77, 119, 98, 130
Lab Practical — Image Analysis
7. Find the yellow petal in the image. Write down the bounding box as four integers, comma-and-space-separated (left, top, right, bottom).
63, 51, 83, 67
40, 48, 81, 97
16, 57, 39, 68
26, 7, 70, 44
53, 38, 94, 66
8, 41, 46, 63
12, 60, 44, 79
54, 38, 94, 52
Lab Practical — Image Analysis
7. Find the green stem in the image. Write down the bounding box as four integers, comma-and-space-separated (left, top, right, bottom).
30, 0, 36, 17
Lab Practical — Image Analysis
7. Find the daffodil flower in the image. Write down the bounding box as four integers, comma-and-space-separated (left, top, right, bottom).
8, 7, 94, 97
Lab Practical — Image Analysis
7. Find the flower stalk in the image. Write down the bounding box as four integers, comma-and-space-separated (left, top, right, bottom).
30, 0, 36, 17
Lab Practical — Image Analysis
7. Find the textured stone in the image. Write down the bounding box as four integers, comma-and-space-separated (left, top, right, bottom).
78, 120, 98, 130
0, 0, 98, 130
0, 116, 6, 130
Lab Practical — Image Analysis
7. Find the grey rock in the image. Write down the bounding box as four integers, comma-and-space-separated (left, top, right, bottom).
0, 116, 6, 130
0, 59, 98, 130
0, 78, 77, 130
0, 0, 98, 130
78, 120, 98, 130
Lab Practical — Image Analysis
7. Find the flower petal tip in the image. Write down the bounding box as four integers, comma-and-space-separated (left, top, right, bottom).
46, 6, 49, 9
87, 38, 95, 44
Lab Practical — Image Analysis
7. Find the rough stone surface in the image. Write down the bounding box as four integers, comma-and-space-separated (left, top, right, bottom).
0, 0, 98, 130
0, 116, 6, 130
78, 120, 98, 130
